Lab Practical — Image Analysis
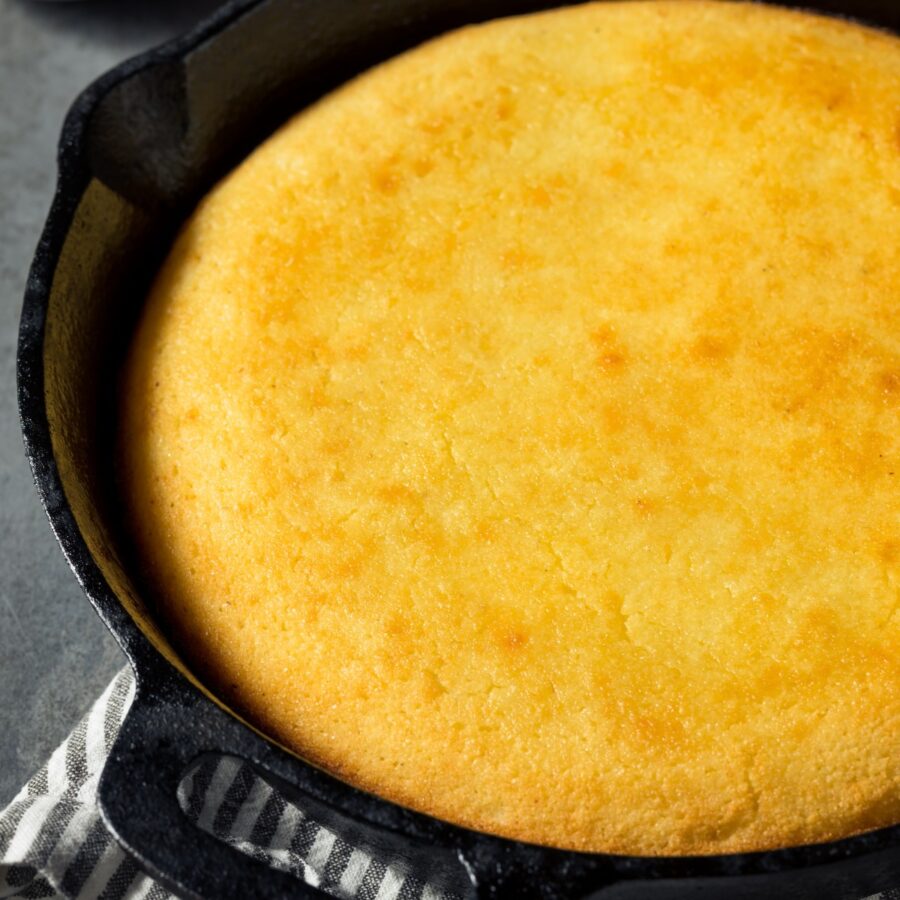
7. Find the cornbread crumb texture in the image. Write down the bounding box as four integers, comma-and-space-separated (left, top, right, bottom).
120, 1, 900, 855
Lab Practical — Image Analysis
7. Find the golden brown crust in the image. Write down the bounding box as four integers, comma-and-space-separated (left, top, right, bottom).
119, 1, 900, 855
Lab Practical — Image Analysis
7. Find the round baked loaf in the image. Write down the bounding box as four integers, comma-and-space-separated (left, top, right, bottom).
120, 1, 900, 855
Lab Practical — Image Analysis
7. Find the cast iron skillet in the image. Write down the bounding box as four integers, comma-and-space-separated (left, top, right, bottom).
16, 1, 900, 897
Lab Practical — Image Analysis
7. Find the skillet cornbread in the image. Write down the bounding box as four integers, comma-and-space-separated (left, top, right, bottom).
119, 1, 900, 854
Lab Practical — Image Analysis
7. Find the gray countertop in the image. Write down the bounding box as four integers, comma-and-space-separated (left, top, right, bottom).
0, 0, 224, 807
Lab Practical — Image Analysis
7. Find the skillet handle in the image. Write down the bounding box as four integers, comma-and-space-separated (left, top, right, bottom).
97, 662, 329, 900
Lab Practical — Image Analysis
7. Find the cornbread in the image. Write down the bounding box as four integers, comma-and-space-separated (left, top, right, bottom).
119, 0, 900, 855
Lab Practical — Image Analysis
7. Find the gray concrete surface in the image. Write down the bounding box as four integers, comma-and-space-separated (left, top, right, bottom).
0, 0, 224, 806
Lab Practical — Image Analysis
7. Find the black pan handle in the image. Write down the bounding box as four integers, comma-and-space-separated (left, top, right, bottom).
97, 660, 328, 900
97, 653, 480, 900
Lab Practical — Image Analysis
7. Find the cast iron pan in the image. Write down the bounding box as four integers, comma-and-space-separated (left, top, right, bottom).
16, 1, 900, 898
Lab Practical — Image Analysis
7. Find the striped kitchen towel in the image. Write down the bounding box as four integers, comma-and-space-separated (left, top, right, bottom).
0, 667, 456, 900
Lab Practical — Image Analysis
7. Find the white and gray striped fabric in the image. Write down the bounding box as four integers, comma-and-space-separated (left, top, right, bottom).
0, 668, 456, 900
1, 669, 898, 900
